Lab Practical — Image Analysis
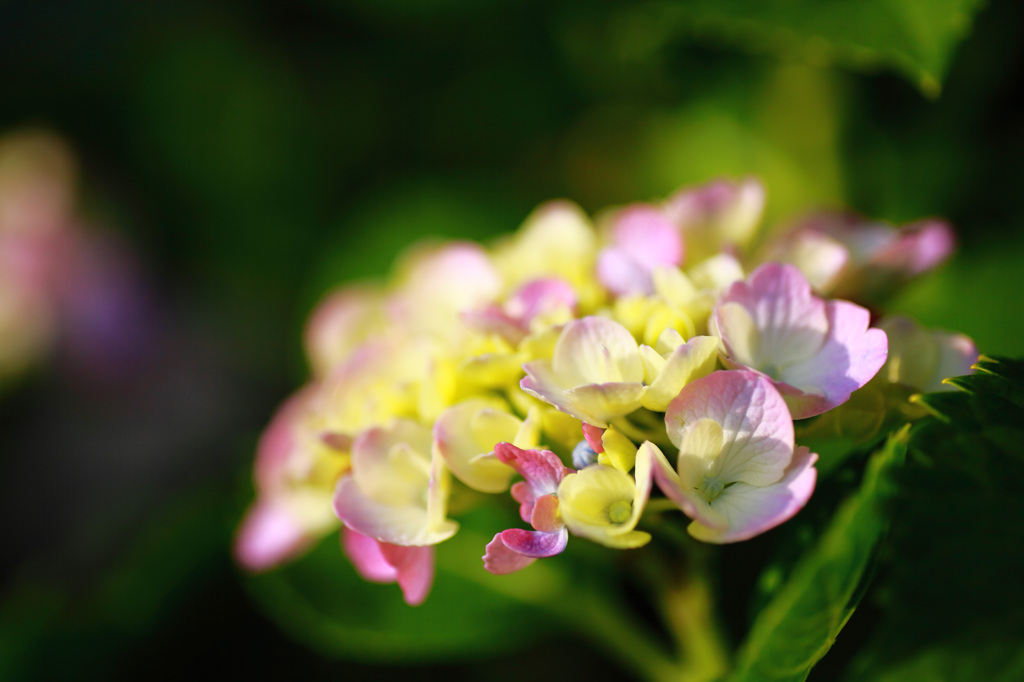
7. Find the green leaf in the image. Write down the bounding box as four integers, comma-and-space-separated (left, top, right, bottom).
245, 504, 564, 662
727, 427, 907, 682
943, 354, 1024, 411
652, 0, 984, 96
842, 357, 1024, 681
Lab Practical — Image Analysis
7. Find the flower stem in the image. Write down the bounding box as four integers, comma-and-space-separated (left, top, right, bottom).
650, 523, 731, 682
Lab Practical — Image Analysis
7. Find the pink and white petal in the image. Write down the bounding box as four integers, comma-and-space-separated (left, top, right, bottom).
563, 381, 647, 426
824, 218, 893, 261
758, 229, 850, 294
665, 371, 793, 487
688, 448, 818, 544
741, 263, 829, 367
235, 500, 314, 571
342, 527, 398, 583
780, 300, 888, 417
379, 543, 435, 606
770, 380, 837, 421
717, 355, 834, 420
334, 475, 458, 546
597, 247, 654, 296
552, 317, 644, 386
482, 527, 568, 575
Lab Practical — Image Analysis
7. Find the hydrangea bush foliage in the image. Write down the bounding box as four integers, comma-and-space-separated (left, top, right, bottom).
237, 178, 979, 679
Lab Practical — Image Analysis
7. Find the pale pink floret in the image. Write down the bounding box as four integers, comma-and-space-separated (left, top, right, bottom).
596, 205, 682, 296
235, 500, 313, 572
482, 443, 573, 575
235, 385, 328, 571
877, 315, 978, 392
343, 528, 434, 606
304, 286, 381, 377
651, 370, 818, 543
333, 420, 458, 547
387, 242, 503, 336
713, 263, 888, 419
663, 178, 765, 265
756, 228, 850, 294
871, 219, 954, 276
463, 277, 576, 344
773, 212, 955, 301
815, 213, 954, 278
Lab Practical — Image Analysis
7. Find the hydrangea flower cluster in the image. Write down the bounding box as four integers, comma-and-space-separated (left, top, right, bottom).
236, 178, 978, 605
0, 129, 153, 383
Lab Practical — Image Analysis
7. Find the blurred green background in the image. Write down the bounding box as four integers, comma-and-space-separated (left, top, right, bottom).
1, 0, 1022, 679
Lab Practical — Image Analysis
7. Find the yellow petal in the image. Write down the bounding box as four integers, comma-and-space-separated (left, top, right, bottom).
714, 301, 760, 367
676, 418, 725, 489
433, 398, 519, 493
600, 425, 638, 472
642, 335, 721, 412
557, 464, 650, 549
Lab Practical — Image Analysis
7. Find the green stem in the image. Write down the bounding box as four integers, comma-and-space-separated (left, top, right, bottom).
650, 525, 731, 682
611, 417, 674, 450
644, 498, 684, 514
663, 575, 730, 681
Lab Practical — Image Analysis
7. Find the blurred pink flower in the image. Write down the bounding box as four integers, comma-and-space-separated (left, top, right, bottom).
762, 211, 955, 301
343, 528, 435, 606
663, 178, 765, 265
463, 277, 576, 344
596, 205, 682, 296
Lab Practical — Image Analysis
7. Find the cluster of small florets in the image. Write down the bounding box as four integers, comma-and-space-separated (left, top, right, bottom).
0, 130, 148, 383
236, 178, 977, 605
